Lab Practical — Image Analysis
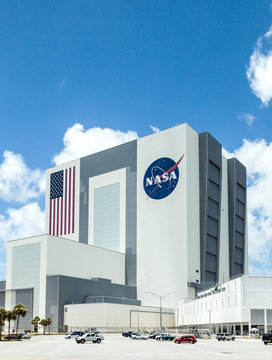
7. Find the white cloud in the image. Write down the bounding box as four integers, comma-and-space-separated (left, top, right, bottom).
0, 151, 45, 203
247, 27, 272, 106
149, 125, 160, 133
237, 113, 256, 126
53, 124, 139, 165
0, 202, 45, 245
225, 139, 272, 273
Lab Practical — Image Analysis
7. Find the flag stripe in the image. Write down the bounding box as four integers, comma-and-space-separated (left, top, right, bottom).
56, 197, 59, 237
49, 198, 52, 235
68, 167, 71, 234
60, 196, 63, 236
53, 198, 56, 236
64, 168, 67, 235
72, 166, 75, 234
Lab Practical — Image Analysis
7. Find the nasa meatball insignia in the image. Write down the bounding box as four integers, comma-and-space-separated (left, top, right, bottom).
143, 155, 184, 200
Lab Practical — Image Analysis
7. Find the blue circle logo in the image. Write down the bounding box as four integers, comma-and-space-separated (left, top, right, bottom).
143, 156, 183, 200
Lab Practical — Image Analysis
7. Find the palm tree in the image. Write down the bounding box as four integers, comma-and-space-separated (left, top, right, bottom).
40, 319, 48, 335
13, 304, 27, 334
31, 316, 40, 333
6, 310, 17, 336
46, 318, 52, 334
0, 308, 7, 341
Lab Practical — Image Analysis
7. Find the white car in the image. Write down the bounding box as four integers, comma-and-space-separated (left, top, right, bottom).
76, 332, 104, 344
131, 333, 149, 340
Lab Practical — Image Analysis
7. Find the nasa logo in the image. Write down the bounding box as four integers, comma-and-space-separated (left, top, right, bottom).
143, 155, 184, 200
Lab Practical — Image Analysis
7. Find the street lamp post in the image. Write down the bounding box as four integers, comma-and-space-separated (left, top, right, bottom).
145, 291, 176, 336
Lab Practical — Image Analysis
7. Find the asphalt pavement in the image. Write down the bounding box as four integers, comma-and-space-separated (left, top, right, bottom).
0, 334, 271, 360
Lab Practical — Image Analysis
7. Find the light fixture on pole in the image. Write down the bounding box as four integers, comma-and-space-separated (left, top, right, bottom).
144, 291, 176, 336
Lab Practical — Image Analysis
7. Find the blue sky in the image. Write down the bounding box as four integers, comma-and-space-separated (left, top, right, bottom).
0, 0, 272, 279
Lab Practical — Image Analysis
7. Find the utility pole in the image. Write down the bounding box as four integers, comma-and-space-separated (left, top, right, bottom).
145, 291, 176, 337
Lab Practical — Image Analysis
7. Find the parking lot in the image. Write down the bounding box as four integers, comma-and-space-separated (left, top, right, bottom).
0, 334, 272, 360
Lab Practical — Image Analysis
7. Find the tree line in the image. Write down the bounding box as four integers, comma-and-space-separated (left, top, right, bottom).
0, 304, 52, 340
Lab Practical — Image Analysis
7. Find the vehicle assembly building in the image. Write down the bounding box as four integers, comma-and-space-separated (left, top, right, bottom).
0, 123, 248, 331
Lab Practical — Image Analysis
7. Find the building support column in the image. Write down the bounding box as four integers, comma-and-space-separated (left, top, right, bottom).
264, 309, 268, 333
233, 323, 235, 335
240, 323, 243, 336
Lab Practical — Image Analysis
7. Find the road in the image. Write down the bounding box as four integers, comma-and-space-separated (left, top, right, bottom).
0, 334, 271, 360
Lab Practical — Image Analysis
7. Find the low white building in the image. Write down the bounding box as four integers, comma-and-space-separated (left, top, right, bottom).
64, 303, 174, 333
176, 276, 272, 335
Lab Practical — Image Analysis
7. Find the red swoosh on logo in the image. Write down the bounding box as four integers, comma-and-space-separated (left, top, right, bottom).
145, 154, 184, 200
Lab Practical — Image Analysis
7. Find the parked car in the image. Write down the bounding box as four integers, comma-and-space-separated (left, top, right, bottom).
18, 332, 31, 339
149, 333, 160, 339
155, 333, 175, 341
4, 334, 22, 340
122, 331, 134, 337
65, 331, 84, 339
262, 333, 272, 345
174, 335, 197, 344
216, 333, 235, 341
76, 332, 104, 344
131, 333, 149, 340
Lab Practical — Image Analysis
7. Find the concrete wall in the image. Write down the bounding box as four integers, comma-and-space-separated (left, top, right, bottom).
6, 234, 126, 329
5, 235, 47, 320
64, 303, 174, 330
137, 124, 200, 309
46, 235, 125, 285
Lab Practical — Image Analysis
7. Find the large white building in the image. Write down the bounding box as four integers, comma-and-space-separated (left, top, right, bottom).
176, 275, 272, 335
0, 123, 247, 331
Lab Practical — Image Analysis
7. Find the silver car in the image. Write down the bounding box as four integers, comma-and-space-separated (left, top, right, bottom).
216, 333, 235, 341
131, 333, 148, 340
76, 332, 104, 344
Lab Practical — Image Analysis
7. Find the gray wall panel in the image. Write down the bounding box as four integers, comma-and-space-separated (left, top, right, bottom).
208, 181, 219, 201
207, 216, 218, 237
206, 235, 217, 255
0, 281, 5, 291
0, 281, 5, 307
235, 231, 243, 249
46, 276, 59, 331
228, 158, 246, 278
251, 309, 265, 325
15, 289, 33, 331
236, 199, 245, 217
267, 310, 272, 324
199, 132, 222, 288
46, 275, 138, 331
0, 292, 5, 308
208, 198, 219, 220
79, 140, 137, 286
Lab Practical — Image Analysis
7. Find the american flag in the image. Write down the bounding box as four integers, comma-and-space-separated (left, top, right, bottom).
49, 166, 76, 236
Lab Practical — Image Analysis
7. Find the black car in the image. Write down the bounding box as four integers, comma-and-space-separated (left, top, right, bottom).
4, 334, 22, 340
122, 331, 134, 337
149, 333, 160, 339
262, 333, 272, 345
